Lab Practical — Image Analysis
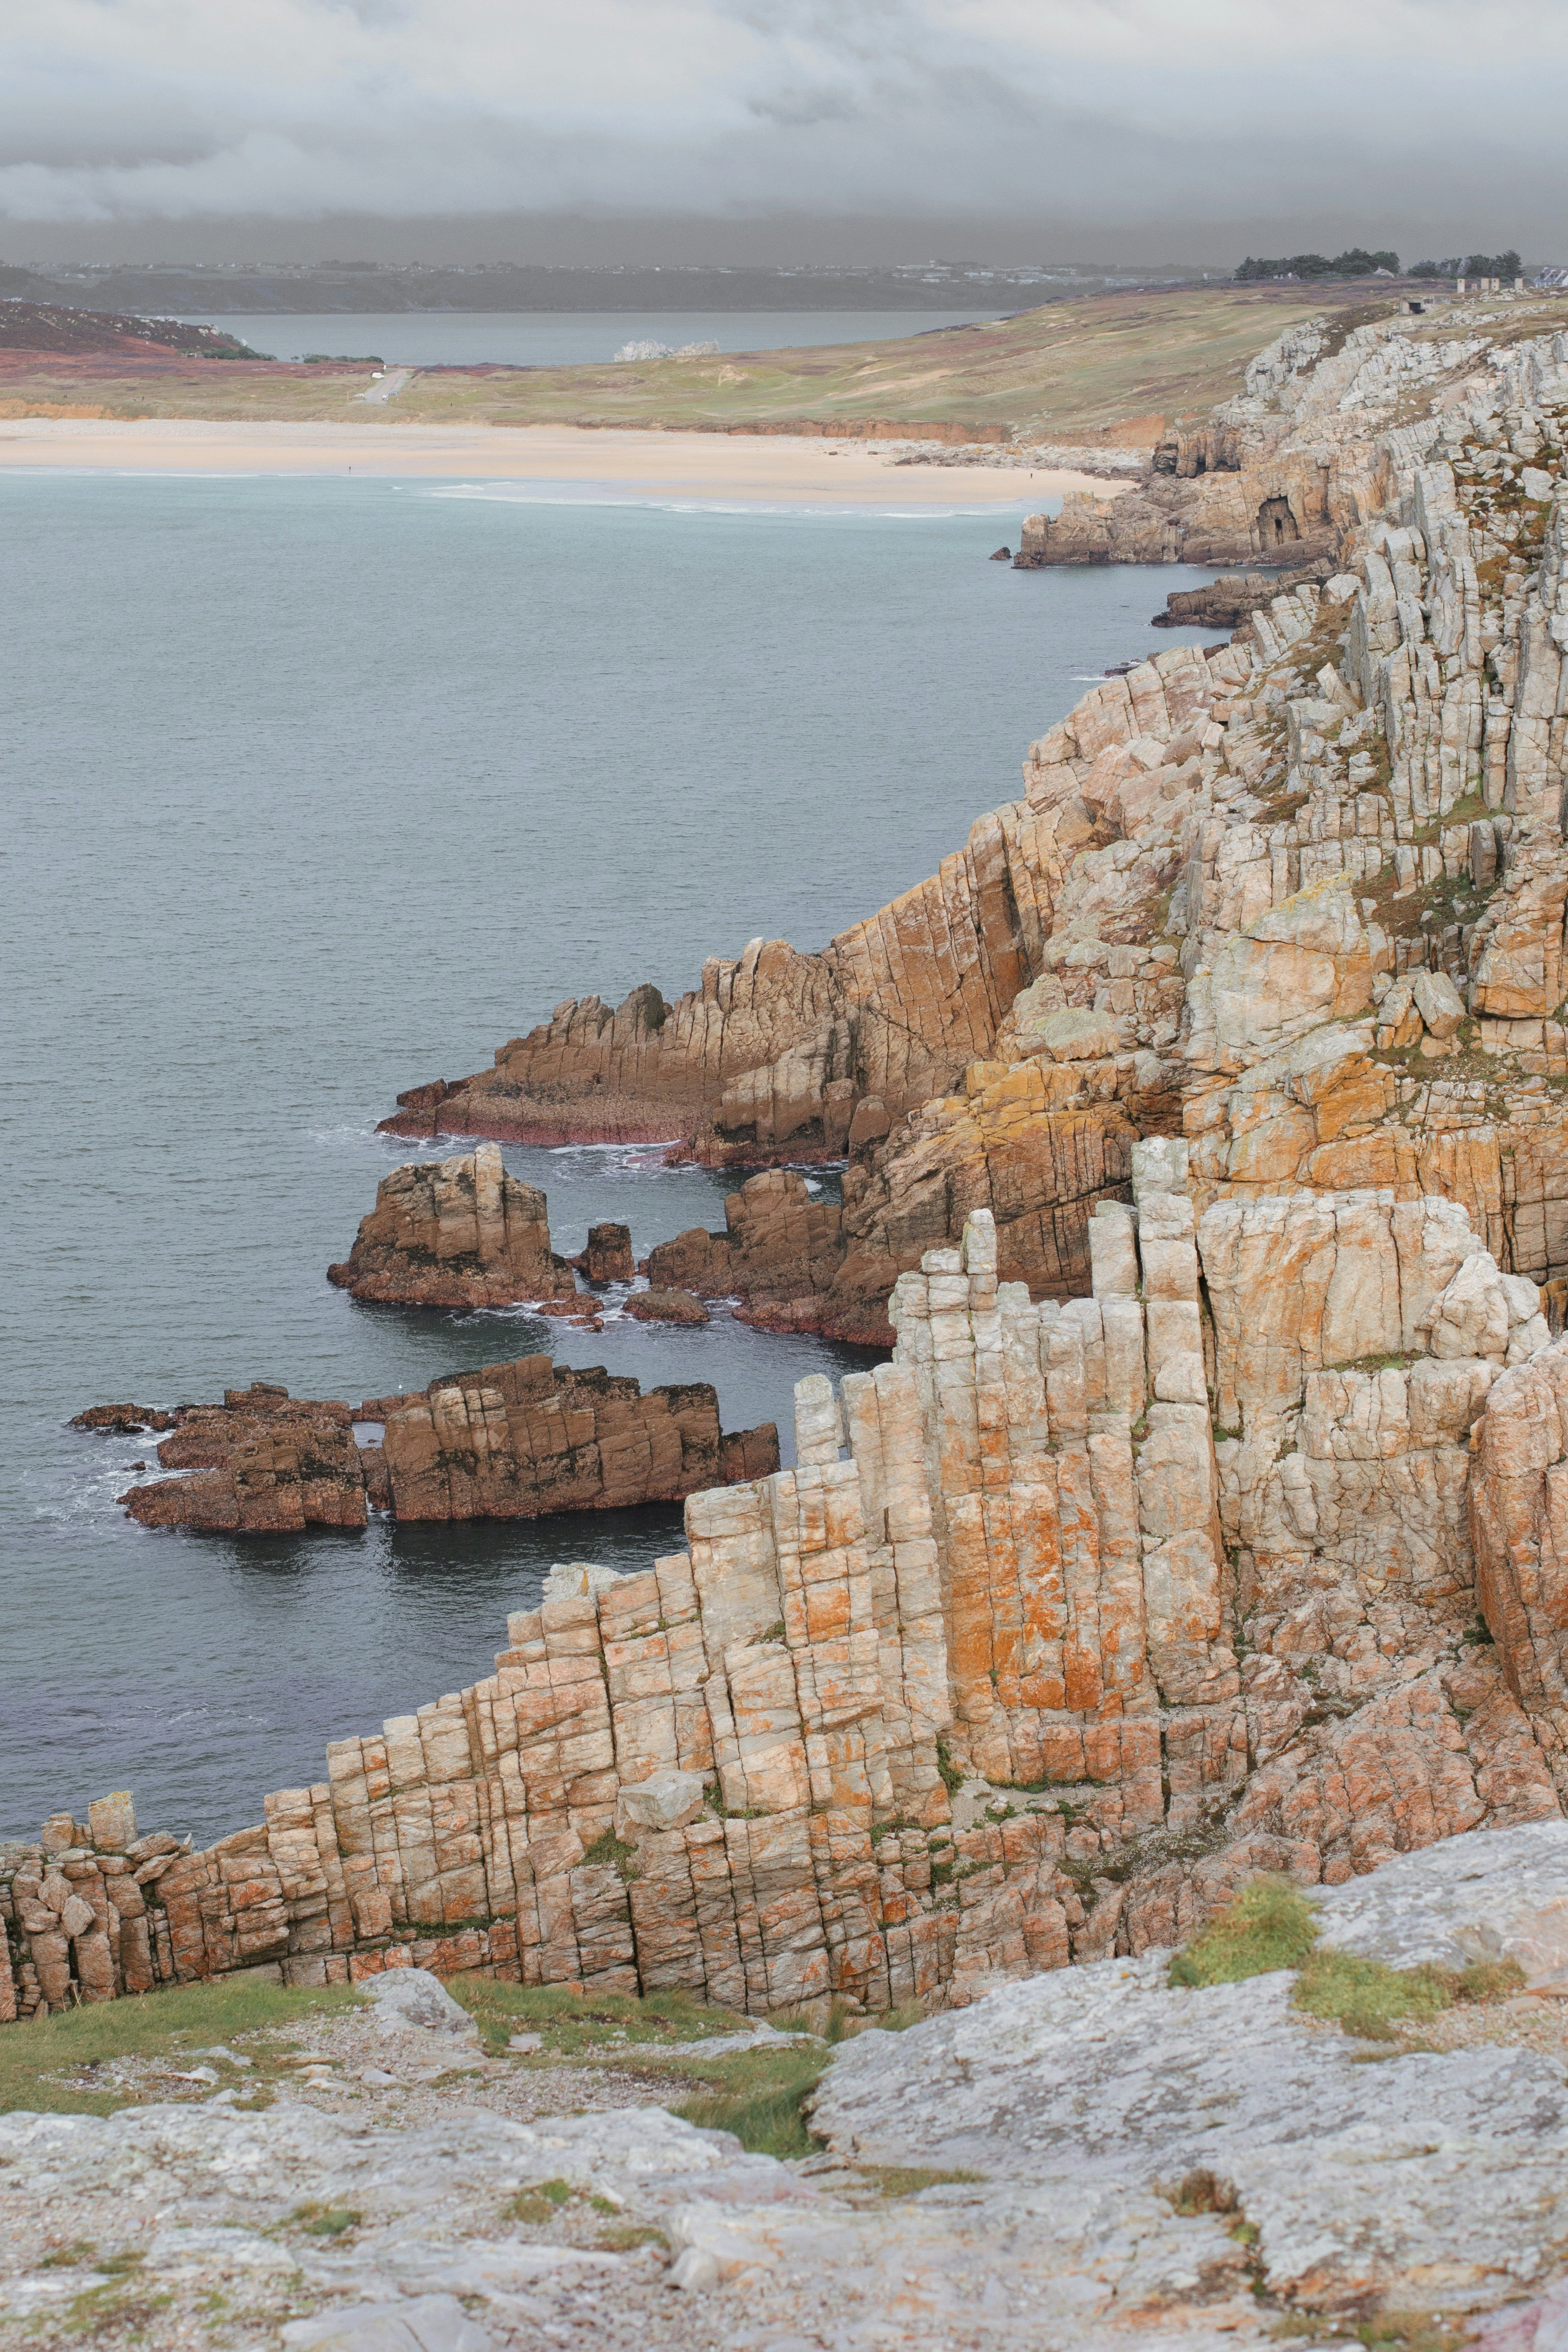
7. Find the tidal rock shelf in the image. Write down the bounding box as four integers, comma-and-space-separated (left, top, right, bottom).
21, 1147, 1568, 2023
82, 1360, 778, 1534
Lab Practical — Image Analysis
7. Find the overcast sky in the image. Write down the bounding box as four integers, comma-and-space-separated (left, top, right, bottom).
4, 0, 1564, 264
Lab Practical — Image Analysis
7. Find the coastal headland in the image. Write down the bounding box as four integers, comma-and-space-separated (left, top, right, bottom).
17, 274, 1568, 2346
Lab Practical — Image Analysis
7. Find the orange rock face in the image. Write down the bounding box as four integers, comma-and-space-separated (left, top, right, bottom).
328, 1143, 584, 1310
40, 1158, 1564, 2023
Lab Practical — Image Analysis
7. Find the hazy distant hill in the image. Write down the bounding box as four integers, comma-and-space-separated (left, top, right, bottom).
0, 259, 1216, 316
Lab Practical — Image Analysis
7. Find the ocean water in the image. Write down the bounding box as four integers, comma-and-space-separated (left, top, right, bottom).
2, 468, 1222, 1845
176, 310, 995, 370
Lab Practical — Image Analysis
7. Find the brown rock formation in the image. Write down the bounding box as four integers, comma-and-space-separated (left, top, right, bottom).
121, 1385, 369, 1534
572, 1222, 634, 1284
24, 1166, 1564, 2022
622, 1288, 709, 1326
646, 1168, 849, 1331
69, 1402, 177, 1433
327, 1144, 583, 1310
378, 787, 1062, 1168
100, 1361, 776, 1532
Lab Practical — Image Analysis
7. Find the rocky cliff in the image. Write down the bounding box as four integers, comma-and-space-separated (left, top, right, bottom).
380, 296, 1568, 1375
101, 1361, 777, 1533
327, 1143, 585, 1310
20, 1150, 1568, 2021
1012, 310, 1394, 568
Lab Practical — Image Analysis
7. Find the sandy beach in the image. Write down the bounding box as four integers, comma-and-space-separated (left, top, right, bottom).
0, 416, 1131, 507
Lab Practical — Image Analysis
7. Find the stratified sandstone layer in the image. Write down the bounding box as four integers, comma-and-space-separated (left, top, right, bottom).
378, 298, 1568, 1369
21, 1151, 1567, 2021
328, 1143, 585, 1310
106, 1361, 777, 1533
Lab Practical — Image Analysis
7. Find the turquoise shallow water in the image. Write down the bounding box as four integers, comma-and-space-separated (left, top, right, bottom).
2, 472, 1219, 1843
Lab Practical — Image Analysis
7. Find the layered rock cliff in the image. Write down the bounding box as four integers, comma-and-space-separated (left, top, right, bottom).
378, 296, 1568, 1360
20, 1153, 1568, 2021
103, 1361, 777, 1532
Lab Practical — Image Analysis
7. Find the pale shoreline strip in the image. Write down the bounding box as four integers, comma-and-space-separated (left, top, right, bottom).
0, 418, 1134, 508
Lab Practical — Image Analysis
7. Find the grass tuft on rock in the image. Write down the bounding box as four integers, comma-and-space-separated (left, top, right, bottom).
1168, 1878, 1319, 1986
1170, 1877, 1525, 2038
672, 2043, 830, 2158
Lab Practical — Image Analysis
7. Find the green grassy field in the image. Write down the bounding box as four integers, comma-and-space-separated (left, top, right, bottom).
0, 283, 1404, 438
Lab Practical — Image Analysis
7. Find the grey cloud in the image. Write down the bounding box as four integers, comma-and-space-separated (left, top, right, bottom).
0, 0, 1562, 243
746, 85, 863, 127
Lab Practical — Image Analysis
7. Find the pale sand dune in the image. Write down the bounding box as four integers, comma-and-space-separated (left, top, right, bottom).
0, 416, 1133, 507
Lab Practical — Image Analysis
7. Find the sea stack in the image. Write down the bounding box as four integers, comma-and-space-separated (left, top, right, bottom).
328, 1142, 587, 1310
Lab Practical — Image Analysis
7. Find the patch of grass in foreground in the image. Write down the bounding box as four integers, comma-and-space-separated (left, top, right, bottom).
1171, 1878, 1524, 2038
668, 1998, 931, 2158
1168, 1878, 1319, 1985
446, 1972, 745, 2060
0, 1979, 361, 2118
672, 2043, 832, 2158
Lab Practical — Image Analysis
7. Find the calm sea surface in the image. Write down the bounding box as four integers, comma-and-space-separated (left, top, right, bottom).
175, 310, 994, 369
2, 471, 1220, 1844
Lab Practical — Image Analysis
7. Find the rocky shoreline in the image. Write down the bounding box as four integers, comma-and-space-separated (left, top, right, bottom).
374, 294, 1568, 1367
26, 282, 1568, 2344
83, 1363, 777, 1534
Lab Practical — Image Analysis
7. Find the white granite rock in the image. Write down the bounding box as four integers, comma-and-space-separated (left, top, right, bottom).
541, 1560, 626, 1603
813, 1917, 1568, 2317
614, 1769, 706, 1839
360, 1969, 478, 2041
1314, 1819, 1568, 1977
